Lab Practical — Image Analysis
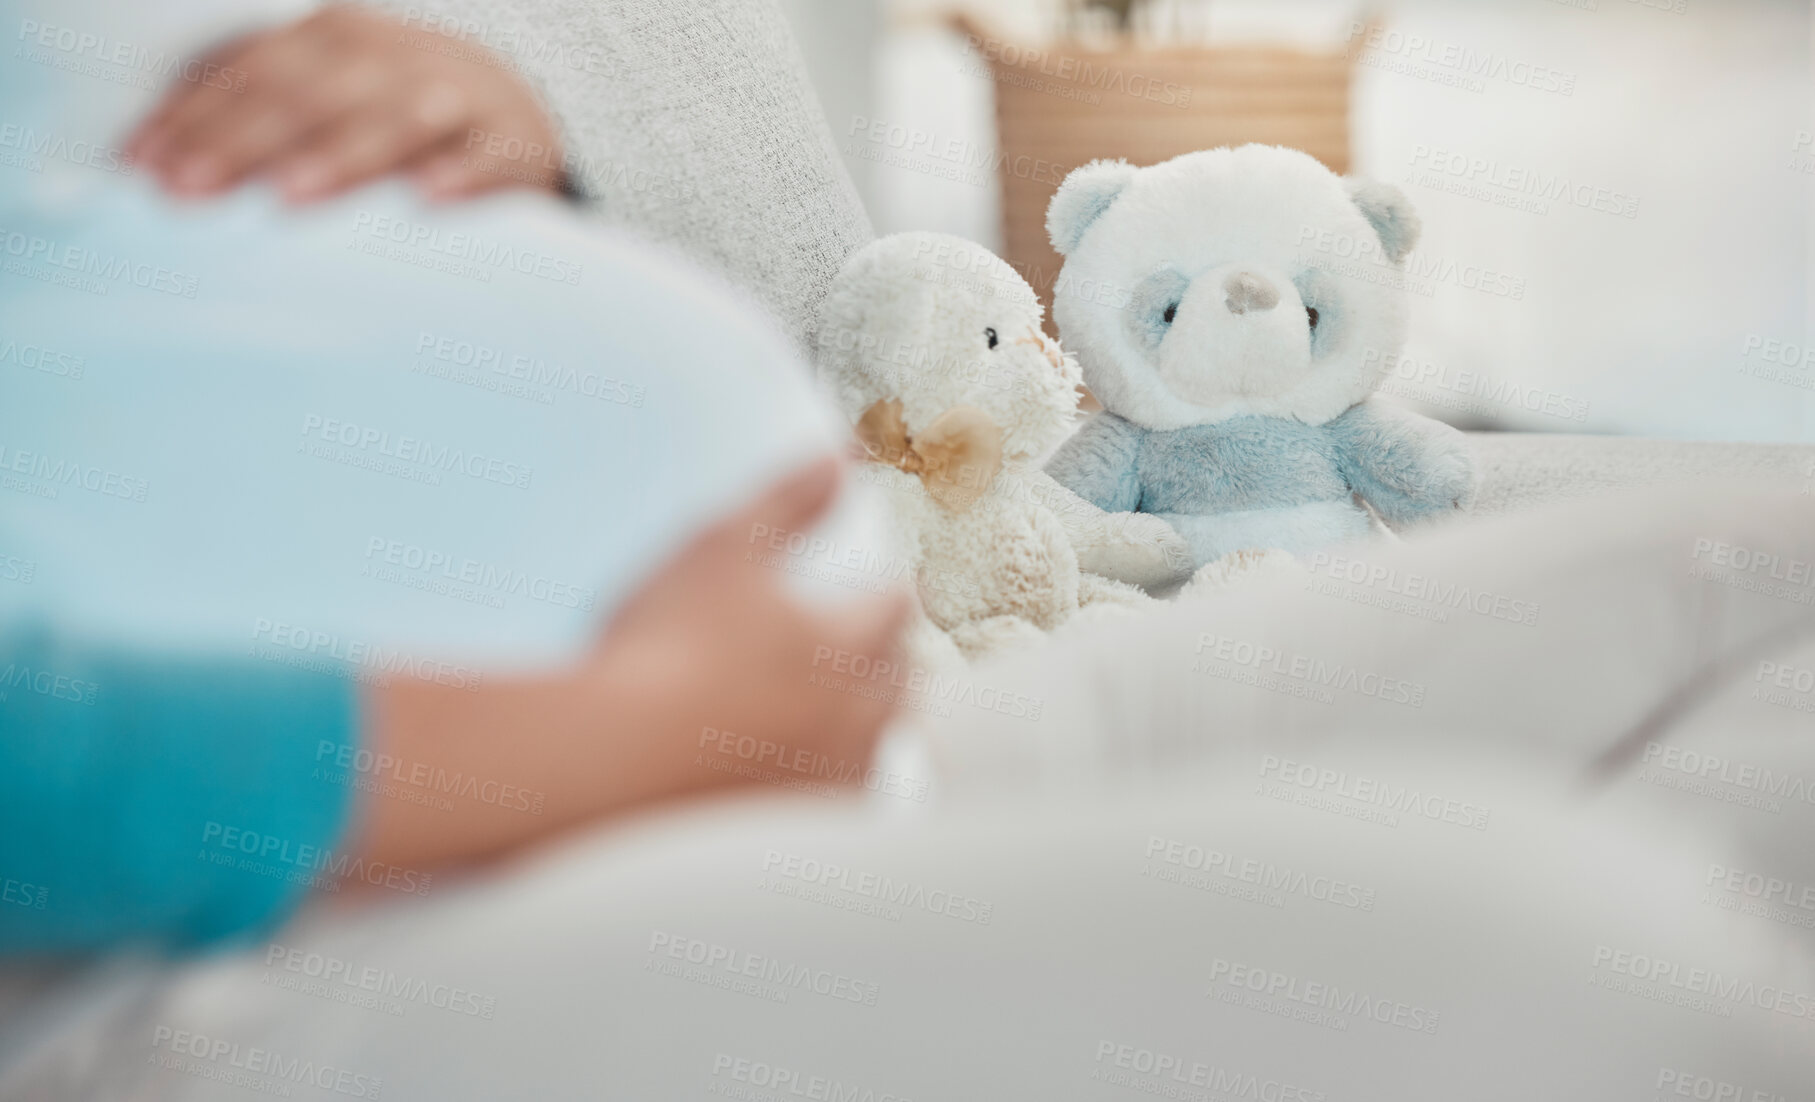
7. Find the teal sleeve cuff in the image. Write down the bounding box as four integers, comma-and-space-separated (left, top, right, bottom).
0, 628, 360, 955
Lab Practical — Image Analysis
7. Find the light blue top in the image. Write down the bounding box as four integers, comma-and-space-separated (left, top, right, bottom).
0, 626, 357, 951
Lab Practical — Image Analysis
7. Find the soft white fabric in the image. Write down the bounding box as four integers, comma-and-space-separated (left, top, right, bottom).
926, 483, 1815, 792
17, 757, 1814, 1100
1466, 433, 1815, 520
8, 483, 1813, 1099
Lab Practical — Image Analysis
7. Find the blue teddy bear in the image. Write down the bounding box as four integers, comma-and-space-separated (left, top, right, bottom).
1043, 145, 1477, 577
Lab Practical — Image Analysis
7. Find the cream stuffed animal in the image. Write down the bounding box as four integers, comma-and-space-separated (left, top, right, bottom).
815, 232, 1187, 659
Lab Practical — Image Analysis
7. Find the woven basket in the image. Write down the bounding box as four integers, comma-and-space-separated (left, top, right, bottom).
952, 15, 1353, 329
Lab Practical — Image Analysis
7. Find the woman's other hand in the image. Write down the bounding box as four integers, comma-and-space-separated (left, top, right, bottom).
355, 459, 916, 871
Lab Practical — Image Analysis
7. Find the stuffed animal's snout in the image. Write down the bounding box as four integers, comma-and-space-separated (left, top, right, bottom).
1222, 271, 1279, 315
1015, 325, 1066, 372
1160, 265, 1311, 404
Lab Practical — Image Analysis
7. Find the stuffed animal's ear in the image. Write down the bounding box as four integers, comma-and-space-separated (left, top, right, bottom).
1048, 159, 1138, 256
1345, 179, 1421, 265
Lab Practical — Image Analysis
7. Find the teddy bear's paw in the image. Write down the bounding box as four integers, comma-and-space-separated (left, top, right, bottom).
1075, 512, 1193, 589
904, 615, 969, 674
1180, 548, 1301, 599
1077, 571, 1159, 610
1422, 433, 1480, 512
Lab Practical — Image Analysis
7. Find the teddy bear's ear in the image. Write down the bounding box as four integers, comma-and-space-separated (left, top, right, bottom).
1345, 179, 1422, 265
1047, 159, 1138, 257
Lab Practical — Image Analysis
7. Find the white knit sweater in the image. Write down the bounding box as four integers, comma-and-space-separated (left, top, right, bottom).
371, 0, 875, 356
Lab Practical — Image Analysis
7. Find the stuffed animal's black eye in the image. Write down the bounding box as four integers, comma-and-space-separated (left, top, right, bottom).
1306, 306, 1320, 330
1162, 303, 1177, 325
985, 327, 999, 349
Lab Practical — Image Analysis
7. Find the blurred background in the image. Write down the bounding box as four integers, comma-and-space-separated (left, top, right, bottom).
778, 0, 1815, 442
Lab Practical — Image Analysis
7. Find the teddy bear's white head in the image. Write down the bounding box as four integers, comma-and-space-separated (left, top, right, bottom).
816, 232, 1082, 463
1047, 144, 1421, 430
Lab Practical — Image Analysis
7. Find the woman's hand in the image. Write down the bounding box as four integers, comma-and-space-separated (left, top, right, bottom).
354, 459, 915, 871
125, 4, 566, 204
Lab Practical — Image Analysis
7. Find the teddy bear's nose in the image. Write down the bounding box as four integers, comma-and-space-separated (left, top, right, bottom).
1223, 272, 1279, 315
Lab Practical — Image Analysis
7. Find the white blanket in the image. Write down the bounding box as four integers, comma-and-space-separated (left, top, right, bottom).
7, 485, 1811, 1100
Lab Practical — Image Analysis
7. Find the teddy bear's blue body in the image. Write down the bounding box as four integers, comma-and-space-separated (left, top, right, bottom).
1049, 403, 1465, 566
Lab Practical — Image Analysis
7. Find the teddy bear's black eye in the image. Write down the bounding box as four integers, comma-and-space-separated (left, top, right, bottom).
1162, 303, 1177, 325
985, 327, 999, 349
1306, 306, 1320, 330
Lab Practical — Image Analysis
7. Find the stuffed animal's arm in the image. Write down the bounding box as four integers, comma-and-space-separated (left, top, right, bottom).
1044, 411, 1144, 513
1020, 468, 1192, 588
1329, 400, 1478, 527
